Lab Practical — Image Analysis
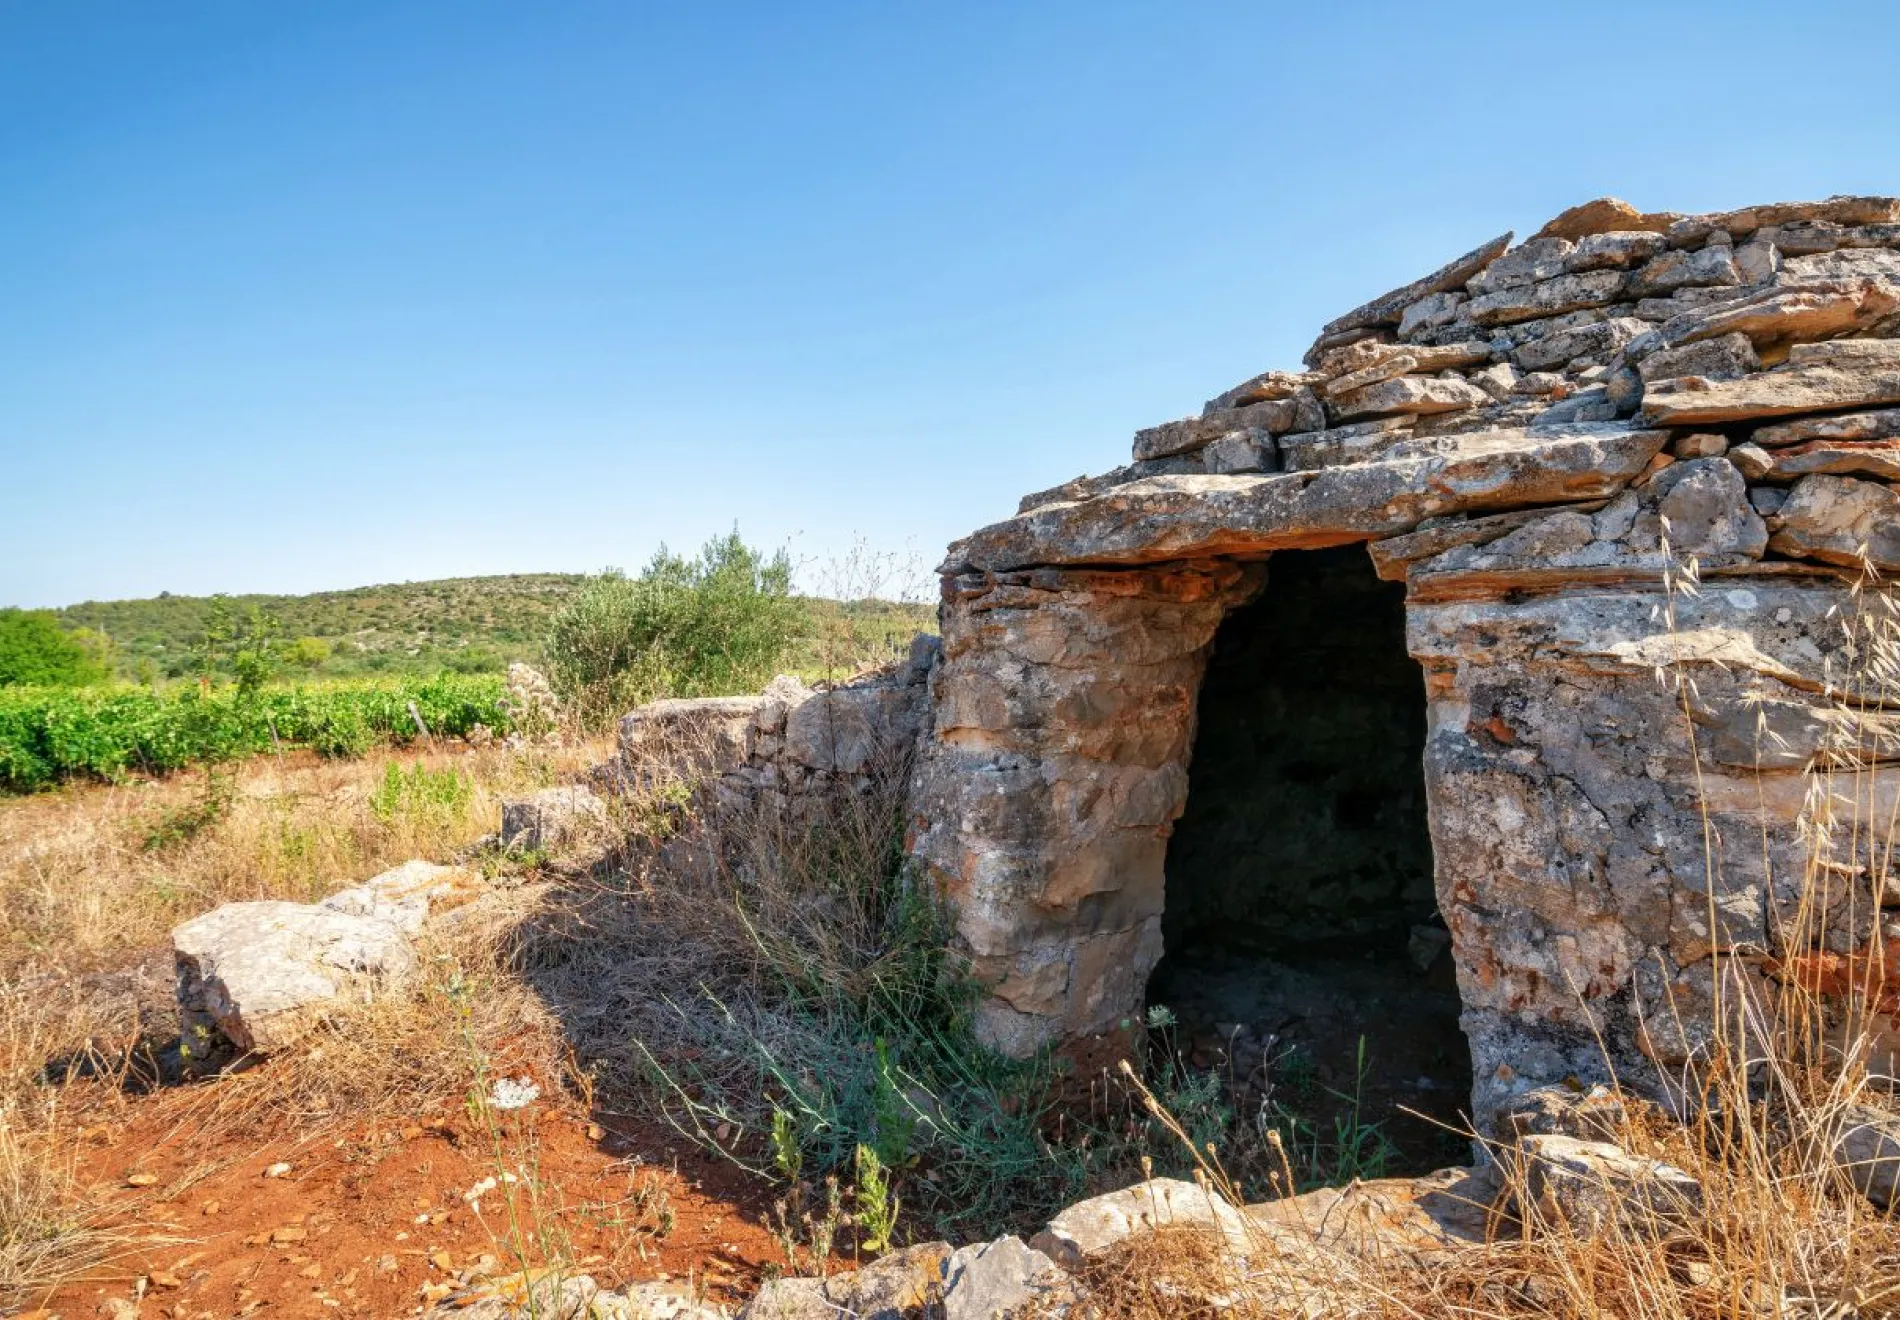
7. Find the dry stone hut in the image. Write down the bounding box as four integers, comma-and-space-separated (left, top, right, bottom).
644, 195, 1900, 1136
900, 194, 1900, 1131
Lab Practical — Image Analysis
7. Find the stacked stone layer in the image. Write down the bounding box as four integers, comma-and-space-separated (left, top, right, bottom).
909, 195, 1900, 1127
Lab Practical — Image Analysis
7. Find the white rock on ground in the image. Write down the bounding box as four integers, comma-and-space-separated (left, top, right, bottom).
319, 858, 480, 935
1515, 1133, 1703, 1237
173, 901, 417, 1054
941, 1235, 1061, 1320
1029, 1177, 1253, 1270
173, 859, 481, 1054
735, 1242, 950, 1320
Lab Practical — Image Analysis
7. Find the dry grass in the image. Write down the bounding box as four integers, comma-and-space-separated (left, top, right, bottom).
0, 737, 606, 1304
0, 741, 597, 976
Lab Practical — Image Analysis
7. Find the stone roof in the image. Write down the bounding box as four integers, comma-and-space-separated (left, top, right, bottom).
947, 195, 1900, 580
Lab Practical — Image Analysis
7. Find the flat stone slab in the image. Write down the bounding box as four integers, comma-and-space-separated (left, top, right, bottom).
174, 900, 418, 1054
941, 424, 1666, 573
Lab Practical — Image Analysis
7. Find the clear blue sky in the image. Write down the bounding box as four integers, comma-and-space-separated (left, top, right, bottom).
5, 1, 1897, 607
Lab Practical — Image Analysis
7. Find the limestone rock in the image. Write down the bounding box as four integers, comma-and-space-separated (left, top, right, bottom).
1605, 365, 1644, 414
319, 859, 482, 936
1466, 270, 1627, 327
1672, 433, 1728, 459
1511, 371, 1568, 398
1786, 337, 1900, 369
940, 1236, 1060, 1320
1768, 474, 1900, 570
619, 695, 764, 783
1329, 374, 1490, 420
781, 677, 928, 777
1640, 278, 1900, 360
733, 1279, 828, 1320
428, 1272, 603, 1319
1755, 404, 1900, 446
1468, 237, 1575, 295
1704, 195, 1900, 236
1513, 317, 1646, 373
1654, 457, 1768, 559
499, 786, 606, 853
1133, 399, 1300, 461
1729, 442, 1774, 479
1243, 1166, 1495, 1259
1203, 430, 1275, 474
940, 424, 1667, 574
1566, 231, 1669, 272
1320, 350, 1419, 397
1031, 1178, 1252, 1270
738, 1244, 950, 1320
1531, 386, 1618, 427
1749, 485, 1788, 515
1784, 246, 1900, 283
1277, 417, 1416, 471
1312, 230, 1513, 347
1469, 362, 1521, 400
1202, 369, 1317, 413
1635, 331, 1760, 384
174, 900, 418, 1054
593, 1282, 732, 1318
1399, 290, 1466, 340
1534, 197, 1674, 242
1736, 239, 1782, 284
1640, 360, 1900, 426
1501, 1083, 1631, 1144
1626, 245, 1741, 299
1752, 440, 1900, 482
1515, 1134, 1702, 1237
1367, 501, 1607, 580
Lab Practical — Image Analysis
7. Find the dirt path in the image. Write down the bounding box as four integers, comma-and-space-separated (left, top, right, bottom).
34, 1083, 801, 1318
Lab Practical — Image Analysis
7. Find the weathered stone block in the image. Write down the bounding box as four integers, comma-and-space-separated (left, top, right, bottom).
500, 786, 607, 852
174, 901, 419, 1054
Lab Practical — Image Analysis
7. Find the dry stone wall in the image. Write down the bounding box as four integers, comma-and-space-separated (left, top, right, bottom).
613, 635, 939, 815
909, 194, 1900, 1128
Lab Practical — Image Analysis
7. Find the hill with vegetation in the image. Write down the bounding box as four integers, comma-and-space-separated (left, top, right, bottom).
54, 575, 935, 683
57, 574, 587, 680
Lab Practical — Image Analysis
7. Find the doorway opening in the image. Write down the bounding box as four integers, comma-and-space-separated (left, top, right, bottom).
1146, 544, 1470, 1176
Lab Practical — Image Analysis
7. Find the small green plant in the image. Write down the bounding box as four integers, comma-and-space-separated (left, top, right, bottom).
769, 1175, 843, 1277
140, 769, 235, 852
369, 760, 473, 830
1259, 1035, 1400, 1190
193, 597, 282, 697
851, 1144, 899, 1254
866, 1039, 917, 1169
769, 1105, 804, 1184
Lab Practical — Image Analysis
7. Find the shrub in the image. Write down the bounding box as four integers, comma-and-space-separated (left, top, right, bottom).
282, 636, 332, 669
545, 530, 805, 728
0, 610, 110, 688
